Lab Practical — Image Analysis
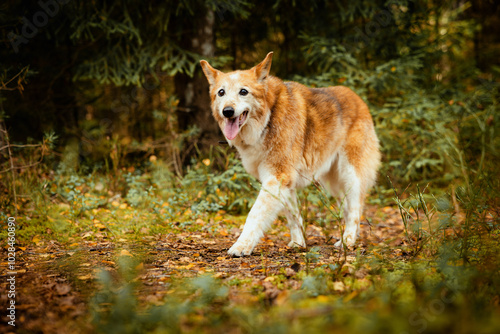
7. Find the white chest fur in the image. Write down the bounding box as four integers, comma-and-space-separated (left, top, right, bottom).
236, 144, 266, 181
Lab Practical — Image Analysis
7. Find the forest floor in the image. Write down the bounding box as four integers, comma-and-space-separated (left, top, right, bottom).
1, 176, 499, 334
0, 204, 411, 333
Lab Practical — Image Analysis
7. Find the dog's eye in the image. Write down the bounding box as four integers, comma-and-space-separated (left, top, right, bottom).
239, 89, 248, 96
218, 89, 225, 97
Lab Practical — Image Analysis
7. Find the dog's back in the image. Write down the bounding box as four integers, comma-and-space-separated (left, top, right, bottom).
258, 80, 380, 192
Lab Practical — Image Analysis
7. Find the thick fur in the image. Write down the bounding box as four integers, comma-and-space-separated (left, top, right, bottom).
200, 52, 381, 256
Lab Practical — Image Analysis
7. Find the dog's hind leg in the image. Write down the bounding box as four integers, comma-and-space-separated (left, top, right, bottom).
333, 122, 380, 248
228, 175, 293, 256
319, 154, 356, 246
333, 152, 363, 248
283, 190, 306, 248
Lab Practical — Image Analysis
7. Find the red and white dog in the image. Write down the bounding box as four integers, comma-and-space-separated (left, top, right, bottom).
200, 52, 381, 256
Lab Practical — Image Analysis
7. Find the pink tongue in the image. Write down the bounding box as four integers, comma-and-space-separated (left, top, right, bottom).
224, 118, 239, 140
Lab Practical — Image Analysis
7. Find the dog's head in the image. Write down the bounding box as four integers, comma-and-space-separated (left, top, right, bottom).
200, 52, 273, 142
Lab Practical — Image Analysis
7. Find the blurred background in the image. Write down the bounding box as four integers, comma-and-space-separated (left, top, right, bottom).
0, 0, 499, 210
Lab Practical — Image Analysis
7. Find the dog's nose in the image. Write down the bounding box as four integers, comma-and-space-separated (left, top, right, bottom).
222, 107, 235, 118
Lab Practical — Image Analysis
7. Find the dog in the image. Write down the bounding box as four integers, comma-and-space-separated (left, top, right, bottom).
200, 52, 381, 256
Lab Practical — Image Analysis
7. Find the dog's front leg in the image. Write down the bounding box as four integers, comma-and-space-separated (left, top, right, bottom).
228, 178, 286, 256
283, 190, 306, 248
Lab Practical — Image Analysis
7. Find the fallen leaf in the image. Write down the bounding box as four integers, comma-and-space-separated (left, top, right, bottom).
333, 281, 345, 292
355, 268, 369, 279
82, 231, 94, 239
343, 290, 358, 302
120, 249, 133, 257
56, 284, 72, 295
275, 290, 289, 306
94, 223, 106, 230
316, 295, 329, 303
285, 268, 296, 277
341, 264, 355, 276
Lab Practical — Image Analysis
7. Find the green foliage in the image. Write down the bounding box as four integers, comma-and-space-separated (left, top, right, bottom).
35, 150, 259, 230
68, 0, 250, 85
91, 259, 230, 334
58, 174, 107, 220
182, 153, 259, 215
123, 171, 150, 208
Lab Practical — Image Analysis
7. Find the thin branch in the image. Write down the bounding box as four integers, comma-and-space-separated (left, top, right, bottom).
0, 66, 29, 91
0, 158, 44, 174
0, 143, 43, 151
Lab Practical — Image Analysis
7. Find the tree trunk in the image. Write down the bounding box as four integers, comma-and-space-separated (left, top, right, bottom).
174, 8, 220, 151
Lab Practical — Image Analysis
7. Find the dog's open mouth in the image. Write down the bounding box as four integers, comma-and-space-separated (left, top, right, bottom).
224, 110, 248, 140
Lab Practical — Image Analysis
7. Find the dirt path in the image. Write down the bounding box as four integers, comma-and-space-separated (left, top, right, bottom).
0, 204, 405, 333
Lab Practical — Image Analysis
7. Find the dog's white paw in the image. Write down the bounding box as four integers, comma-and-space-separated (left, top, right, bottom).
288, 236, 306, 248
288, 241, 306, 248
228, 240, 255, 257
334, 231, 357, 248
287, 228, 306, 248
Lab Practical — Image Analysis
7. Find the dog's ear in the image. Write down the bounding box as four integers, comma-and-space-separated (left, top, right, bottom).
200, 60, 221, 86
253, 52, 273, 82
